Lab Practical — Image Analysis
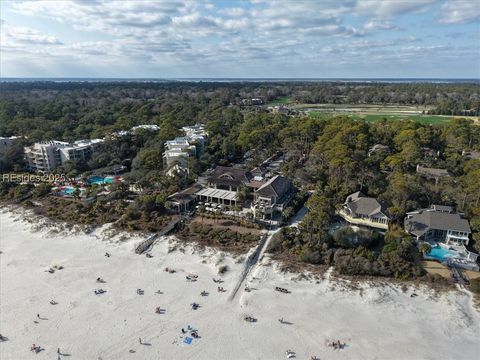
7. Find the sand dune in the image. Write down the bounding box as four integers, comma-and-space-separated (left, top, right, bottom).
0, 210, 479, 360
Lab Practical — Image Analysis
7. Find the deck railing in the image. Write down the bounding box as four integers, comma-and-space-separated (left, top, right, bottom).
337, 210, 388, 230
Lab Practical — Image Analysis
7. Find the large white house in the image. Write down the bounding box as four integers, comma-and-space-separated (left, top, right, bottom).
404, 205, 471, 246
338, 191, 390, 230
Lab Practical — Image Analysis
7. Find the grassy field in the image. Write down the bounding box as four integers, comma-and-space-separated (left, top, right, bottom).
266, 100, 478, 125
265, 96, 291, 106
308, 111, 454, 125
363, 114, 453, 124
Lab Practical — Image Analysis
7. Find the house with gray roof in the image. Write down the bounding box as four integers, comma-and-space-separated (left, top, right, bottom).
166, 184, 203, 214
251, 175, 295, 219
338, 191, 390, 231
194, 166, 253, 208
404, 205, 471, 246
207, 166, 253, 192
416, 164, 450, 182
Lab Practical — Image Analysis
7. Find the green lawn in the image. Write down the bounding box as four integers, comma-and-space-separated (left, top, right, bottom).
363, 114, 453, 125
307, 111, 453, 125
307, 111, 332, 121
265, 96, 291, 106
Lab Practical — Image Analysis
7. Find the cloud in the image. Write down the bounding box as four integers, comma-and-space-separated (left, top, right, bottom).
440, 1, 480, 24
1, 22, 63, 48
355, 0, 438, 17
11, 0, 190, 32
1, 0, 479, 77
172, 12, 219, 29
220, 7, 246, 17
364, 20, 399, 31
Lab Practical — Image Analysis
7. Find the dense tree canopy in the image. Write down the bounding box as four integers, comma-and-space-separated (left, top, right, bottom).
1, 80, 479, 279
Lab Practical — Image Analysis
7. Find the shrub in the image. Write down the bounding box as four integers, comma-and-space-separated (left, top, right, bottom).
218, 265, 229, 274
470, 278, 480, 294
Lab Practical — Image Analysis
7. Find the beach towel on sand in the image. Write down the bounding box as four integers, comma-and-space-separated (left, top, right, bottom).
184, 337, 193, 345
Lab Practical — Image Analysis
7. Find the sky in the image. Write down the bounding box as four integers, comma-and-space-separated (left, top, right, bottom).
0, 0, 479, 78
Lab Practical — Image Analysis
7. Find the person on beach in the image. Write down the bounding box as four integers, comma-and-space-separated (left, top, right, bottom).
139, 337, 142, 344
57, 348, 60, 354
37, 313, 40, 319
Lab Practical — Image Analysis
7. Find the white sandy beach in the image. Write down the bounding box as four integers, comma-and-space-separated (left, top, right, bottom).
1, 209, 479, 360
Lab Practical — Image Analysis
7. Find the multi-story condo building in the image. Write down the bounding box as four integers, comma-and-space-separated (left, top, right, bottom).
163, 137, 197, 170
25, 139, 103, 172
163, 124, 207, 171
182, 124, 208, 152
131, 125, 160, 132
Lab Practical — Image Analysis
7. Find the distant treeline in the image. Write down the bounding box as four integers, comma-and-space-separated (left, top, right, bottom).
0, 81, 479, 122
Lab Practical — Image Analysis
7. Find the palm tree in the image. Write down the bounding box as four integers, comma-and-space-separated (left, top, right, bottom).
419, 243, 432, 256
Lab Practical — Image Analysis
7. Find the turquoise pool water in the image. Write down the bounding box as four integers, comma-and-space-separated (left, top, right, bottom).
59, 187, 84, 196
63, 187, 75, 195
88, 176, 114, 185
427, 245, 458, 262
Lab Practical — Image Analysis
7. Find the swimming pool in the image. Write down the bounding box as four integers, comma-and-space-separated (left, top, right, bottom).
63, 187, 75, 195
88, 176, 115, 185
426, 245, 459, 262
58, 186, 85, 196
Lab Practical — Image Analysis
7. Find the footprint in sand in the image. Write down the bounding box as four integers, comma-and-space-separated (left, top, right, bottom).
68, 301, 78, 309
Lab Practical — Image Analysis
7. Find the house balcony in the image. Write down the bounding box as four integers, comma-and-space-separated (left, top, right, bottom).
445, 234, 470, 246
337, 210, 388, 230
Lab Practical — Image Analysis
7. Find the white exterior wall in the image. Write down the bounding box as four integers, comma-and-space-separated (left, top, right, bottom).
163, 150, 189, 169
25, 141, 96, 172
25, 143, 62, 172
446, 230, 470, 245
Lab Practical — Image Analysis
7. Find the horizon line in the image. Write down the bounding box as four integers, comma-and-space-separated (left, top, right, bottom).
1, 76, 480, 79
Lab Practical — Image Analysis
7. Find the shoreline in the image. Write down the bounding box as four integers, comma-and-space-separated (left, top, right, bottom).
1, 208, 480, 359
0, 203, 469, 293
